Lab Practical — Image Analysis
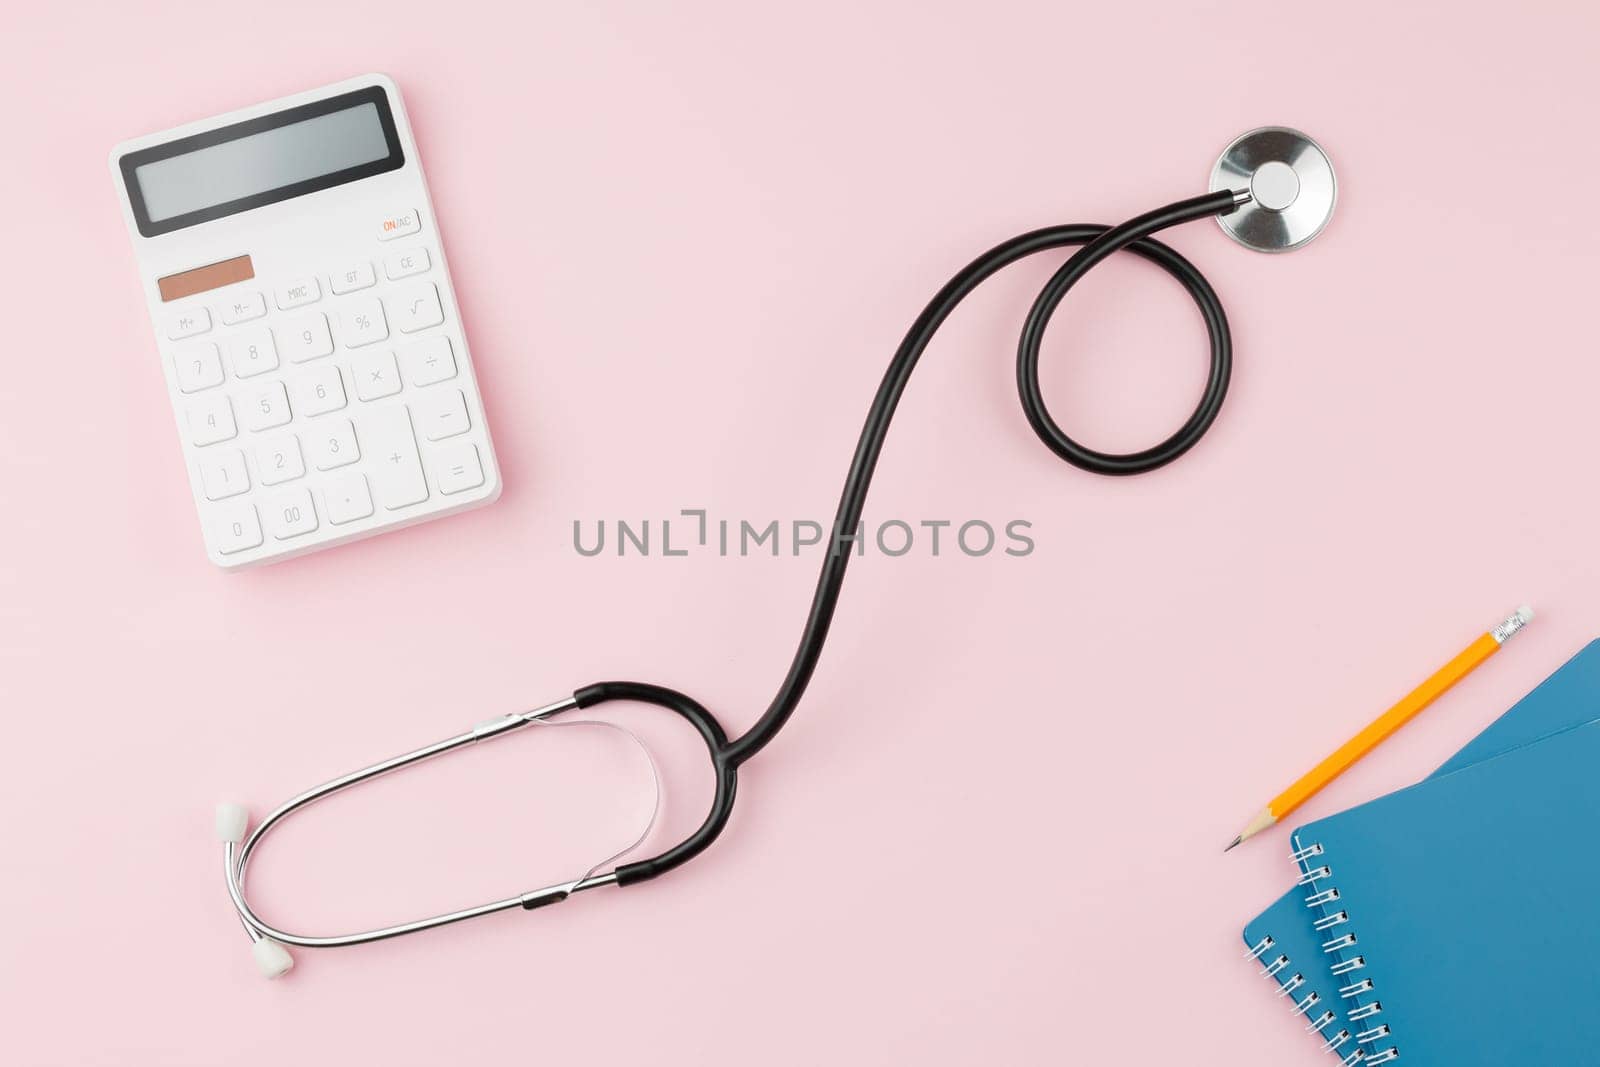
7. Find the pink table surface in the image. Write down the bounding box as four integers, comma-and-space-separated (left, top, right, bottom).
5, 2, 1598, 1063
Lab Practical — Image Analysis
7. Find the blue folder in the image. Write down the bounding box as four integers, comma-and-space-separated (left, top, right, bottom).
1242, 639, 1600, 1061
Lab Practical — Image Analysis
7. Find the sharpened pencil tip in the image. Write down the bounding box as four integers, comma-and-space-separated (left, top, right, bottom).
1223, 835, 1242, 854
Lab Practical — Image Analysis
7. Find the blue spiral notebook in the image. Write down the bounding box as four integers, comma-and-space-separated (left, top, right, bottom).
1242, 639, 1600, 1062
1291, 713, 1600, 1063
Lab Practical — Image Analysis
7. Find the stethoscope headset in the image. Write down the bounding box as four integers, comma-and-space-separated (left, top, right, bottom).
218, 127, 1337, 976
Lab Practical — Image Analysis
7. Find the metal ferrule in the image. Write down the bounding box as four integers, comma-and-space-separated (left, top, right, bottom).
1491, 608, 1531, 644
471, 714, 528, 741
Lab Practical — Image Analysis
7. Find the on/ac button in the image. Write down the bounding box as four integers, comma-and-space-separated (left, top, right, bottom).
378, 208, 422, 241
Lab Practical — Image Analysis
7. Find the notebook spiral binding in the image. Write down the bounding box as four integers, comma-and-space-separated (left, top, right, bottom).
1292, 840, 1400, 1065
1244, 928, 1364, 1062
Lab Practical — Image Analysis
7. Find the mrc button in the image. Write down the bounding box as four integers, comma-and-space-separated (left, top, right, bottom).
378, 208, 421, 241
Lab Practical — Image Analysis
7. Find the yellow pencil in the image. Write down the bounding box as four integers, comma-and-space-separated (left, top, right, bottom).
1225, 606, 1534, 852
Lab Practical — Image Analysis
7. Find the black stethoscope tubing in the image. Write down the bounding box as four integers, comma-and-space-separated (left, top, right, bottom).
578, 189, 1240, 888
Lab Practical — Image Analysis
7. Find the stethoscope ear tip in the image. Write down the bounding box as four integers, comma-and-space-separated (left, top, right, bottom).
215, 802, 249, 844
252, 938, 294, 979
218, 802, 293, 977
214, 806, 248, 844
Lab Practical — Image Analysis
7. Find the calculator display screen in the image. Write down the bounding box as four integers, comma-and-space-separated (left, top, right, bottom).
120, 86, 405, 238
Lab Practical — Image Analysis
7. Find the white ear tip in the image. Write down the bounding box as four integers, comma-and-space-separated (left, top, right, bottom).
215, 803, 249, 843
252, 938, 294, 978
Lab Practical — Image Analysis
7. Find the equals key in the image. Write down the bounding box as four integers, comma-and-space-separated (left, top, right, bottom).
435, 442, 484, 495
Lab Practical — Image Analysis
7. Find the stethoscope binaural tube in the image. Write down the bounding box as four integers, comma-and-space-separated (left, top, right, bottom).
219, 132, 1336, 975
217, 685, 733, 975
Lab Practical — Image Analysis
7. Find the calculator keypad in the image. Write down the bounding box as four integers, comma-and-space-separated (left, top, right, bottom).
160, 219, 492, 563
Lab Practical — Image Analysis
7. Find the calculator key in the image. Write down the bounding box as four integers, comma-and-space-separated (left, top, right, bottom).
340, 296, 389, 348
434, 441, 484, 495
186, 394, 237, 446
415, 388, 470, 440
309, 418, 360, 471
398, 336, 456, 387
363, 405, 428, 509
209, 501, 263, 554
264, 487, 318, 540
198, 449, 249, 500
218, 291, 267, 325
226, 327, 279, 379
391, 282, 444, 334
325, 473, 374, 525
165, 306, 211, 340
282, 312, 334, 363
173, 342, 224, 393
352, 349, 401, 401
294, 364, 347, 416
255, 433, 305, 486
240, 381, 292, 432
330, 261, 376, 295
384, 247, 430, 280
377, 208, 421, 241
275, 277, 321, 310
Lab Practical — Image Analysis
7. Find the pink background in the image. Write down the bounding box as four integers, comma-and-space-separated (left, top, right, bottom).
3, 1, 1598, 1063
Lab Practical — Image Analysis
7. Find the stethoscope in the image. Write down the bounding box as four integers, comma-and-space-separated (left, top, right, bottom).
218, 127, 1338, 977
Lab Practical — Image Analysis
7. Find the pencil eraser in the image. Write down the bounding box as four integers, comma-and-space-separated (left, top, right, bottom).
1517, 606, 1534, 624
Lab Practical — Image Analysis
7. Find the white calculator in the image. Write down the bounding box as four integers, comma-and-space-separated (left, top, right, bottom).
111, 74, 500, 568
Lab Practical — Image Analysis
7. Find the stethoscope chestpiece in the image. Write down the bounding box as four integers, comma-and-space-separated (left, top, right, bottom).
1210, 127, 1336, 253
